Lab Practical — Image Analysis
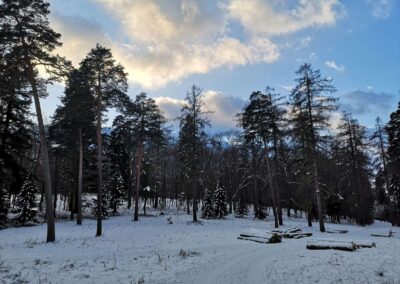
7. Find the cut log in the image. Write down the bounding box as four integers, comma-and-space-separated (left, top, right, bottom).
237, 236, 271, 244
306, 240, 357, 251
354, 241, 376, 248
239, 229, 282, 243
283, 232, 312, 239
370, 231, 392, 237
326, 229, 348, 234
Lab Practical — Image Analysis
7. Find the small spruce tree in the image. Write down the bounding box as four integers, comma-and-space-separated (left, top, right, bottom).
0, 183, 10, 228
13, 174, 38, 225
214, 179, 228, 219
92, 183, 110, 219
201, 187, 215, 219
110, 170, 125, 214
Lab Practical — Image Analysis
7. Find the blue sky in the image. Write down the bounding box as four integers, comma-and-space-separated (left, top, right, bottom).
42, 0, 400, 131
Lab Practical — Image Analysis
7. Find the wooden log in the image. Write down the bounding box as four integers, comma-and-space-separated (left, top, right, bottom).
239, 229, 282, 243
354, 241, 376, 248
326, 229, 348, 234
283, 232, 312, 239
237, 236, 270, 244
306, 240, 357, 251
370, 231, 392, 237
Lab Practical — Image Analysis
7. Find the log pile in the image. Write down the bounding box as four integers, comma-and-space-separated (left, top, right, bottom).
238, 229, 282, 243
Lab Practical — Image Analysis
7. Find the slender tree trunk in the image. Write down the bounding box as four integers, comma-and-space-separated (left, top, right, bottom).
53, 154, 58, 218
264, 146, 279, 228
128, 157, 133, 209
192, 176, 198, 222
28, 66, 55, 243
96, 89, 102, 236
313, 159, 325, 232
77, 128, 83, 225
134, 141, 143, 221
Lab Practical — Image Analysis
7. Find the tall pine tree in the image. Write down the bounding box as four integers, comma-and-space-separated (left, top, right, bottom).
80, 44, 128, 236
290, 63, 337, 232
0, 0, 71, 242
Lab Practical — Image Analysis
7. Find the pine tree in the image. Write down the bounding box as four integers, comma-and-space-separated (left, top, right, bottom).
49, 68, 96, 225
124, 93, 165, 221
214, 179, 228, 219
201, 187, 215, 219
109, 169, 124, 214
0, 183, 10, 228
0, 0, 71, 242
92, 183, 110, 219
238, 88, 285, 227
386, 102, 400, 225
80, 44, 128, 236
178, 85, 210, 222
13, 174, 38, 225
336, 112, 373, 225
289, 63, 337, 232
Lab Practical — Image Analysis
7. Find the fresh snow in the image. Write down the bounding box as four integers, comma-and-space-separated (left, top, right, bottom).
0, 210, 399, 284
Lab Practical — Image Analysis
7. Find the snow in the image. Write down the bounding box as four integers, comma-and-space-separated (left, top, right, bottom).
0, 210, 399, 283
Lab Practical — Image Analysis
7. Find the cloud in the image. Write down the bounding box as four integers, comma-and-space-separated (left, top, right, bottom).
325, 60, 345, 72
296, 52, 318, 62
367, 0, 392, 19
155, 90, 246, 131
224, 0, 340, 36
49, 0, 342, 89
339, 90, 396, 116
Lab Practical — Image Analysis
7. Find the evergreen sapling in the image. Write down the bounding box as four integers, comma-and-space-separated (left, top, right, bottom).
13, 174, 38, 225
201, 187, 215, 219
214, 179, 228, 219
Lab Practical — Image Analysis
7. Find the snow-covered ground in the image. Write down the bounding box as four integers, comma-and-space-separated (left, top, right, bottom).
0, 210, 399, 284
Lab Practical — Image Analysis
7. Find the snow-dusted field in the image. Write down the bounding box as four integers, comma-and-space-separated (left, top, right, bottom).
0, 210, 399, 284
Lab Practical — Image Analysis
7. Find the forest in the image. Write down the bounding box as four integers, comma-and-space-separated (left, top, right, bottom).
1, 0, 400, 247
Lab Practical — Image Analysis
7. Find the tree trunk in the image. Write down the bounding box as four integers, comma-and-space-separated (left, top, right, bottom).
134, 141, 143, 221
264, 142, 278, 228
53, 154, 58, 218
313, 159, 325, 232
96, 89, 102, 236
28, 66, 55, 243
77, 128, 83, 225
192, 176, 198, 222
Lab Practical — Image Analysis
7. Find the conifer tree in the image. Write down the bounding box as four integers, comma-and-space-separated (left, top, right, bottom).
124, 93, 165, 221
214, 179, 228, 219
109, 168, 125, 214
178, 85, 210, 222
80, 44, 128, 235
0, 0, 71, 242
289, 63, 337, 232
13, 174, 38, 225
386, 102, 400, 225
201, 187, 215, 219
92, 183, 110, 220
0, 183, 10, 228
336, 112, 373, 225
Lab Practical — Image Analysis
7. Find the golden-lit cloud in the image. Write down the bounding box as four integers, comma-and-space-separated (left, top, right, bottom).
50, 0, 341, 90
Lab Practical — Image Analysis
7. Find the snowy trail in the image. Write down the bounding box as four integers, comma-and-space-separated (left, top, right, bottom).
1, 212, 399, 284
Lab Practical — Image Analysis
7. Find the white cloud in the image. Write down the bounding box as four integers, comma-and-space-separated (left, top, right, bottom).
367, 0, 392, 19
296, 52, 318, 62
155, 90, 246, 130
325, 60, 345, 72
50, 0, 342, 89
224, 0, 340, 36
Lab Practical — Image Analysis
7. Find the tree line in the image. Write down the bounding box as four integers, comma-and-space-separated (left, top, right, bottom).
0, 0, 399, 243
